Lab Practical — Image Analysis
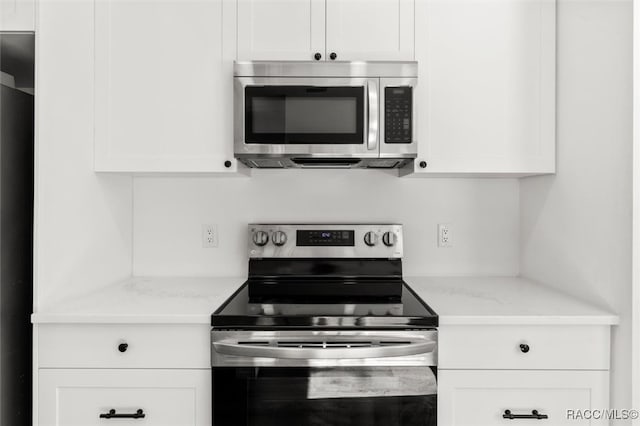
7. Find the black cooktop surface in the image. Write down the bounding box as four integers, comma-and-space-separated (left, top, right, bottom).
211, 281, 438, 329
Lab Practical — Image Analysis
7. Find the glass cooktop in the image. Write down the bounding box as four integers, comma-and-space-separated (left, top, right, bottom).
211, 282, 438, 329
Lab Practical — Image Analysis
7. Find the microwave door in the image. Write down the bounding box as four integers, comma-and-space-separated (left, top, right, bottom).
234, 77, 378, 158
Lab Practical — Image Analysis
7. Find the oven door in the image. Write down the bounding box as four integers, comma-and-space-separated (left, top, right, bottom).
234, 78, 379, 163
211, 330, 437, 426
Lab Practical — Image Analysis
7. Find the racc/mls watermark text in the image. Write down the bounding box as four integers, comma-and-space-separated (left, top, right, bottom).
567, 409, 640, 420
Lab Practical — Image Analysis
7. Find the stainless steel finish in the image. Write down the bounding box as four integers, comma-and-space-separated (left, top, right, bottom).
382, 231, 397, 247
240, 157, 414, 169
214, 341, 435, 360
212, 330, 437, 367
367, 79, 378, 151
233, 62, 417, 169
234, 77, 377, 159
272, 231, 288, 246
252, 230, 269, 246
379, 77, 418, 158
363, 231, 378, 247
249, 224, 403, 259
234, 61, 418, 78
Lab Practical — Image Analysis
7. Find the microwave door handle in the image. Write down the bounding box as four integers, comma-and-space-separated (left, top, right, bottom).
214, 341, 435, 360
367, 80, 378, 151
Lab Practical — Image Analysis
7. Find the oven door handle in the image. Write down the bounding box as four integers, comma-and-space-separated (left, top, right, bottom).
367, 79, 379, 151
213, 341, 435, 359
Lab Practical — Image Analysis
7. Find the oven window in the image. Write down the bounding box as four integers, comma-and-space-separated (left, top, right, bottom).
213, 367, 437, 426
245, 86, 365, 144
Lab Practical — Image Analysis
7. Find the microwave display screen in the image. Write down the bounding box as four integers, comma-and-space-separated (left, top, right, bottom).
245, 86, 364, 145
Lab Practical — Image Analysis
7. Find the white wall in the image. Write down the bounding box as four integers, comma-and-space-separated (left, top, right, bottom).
520, 0, 632, 410
34, 0, 133, 309
133, 171, 520, 277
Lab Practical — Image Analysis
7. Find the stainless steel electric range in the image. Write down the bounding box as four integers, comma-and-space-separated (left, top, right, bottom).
211, 224, 438, 426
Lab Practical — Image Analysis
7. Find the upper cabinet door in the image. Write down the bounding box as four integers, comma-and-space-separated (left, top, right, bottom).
325, 0, 414, 61
237, 0, 325, 61
94, 0, 240, 173
412, 0, 556, 176
0, 0, 35, 31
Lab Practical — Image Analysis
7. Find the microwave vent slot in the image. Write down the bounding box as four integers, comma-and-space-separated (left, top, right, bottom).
366, 159, 402, 169
247, 159, 286, 168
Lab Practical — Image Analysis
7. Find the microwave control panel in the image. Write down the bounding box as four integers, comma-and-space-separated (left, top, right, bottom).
384, 87, 412, 144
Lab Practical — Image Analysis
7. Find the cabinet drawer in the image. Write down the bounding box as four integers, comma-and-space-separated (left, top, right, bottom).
38, 369, 211, 426
38, 324, 210, 368
438, 325, 610, 370
438, 370, 609, 426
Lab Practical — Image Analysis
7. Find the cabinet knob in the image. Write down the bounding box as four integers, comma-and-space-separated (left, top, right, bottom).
419, 161, 427, 169
118, 343, 129, 353
329, 52, 337, 60
224, 160, 232, 168
314, 52, 322, 61
519, 343, 530, 353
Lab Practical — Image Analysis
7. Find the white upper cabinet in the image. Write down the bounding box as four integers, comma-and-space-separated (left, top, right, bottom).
0, 0, 34, 31
411, 0, 556, 176
237, 0, 325, 61
325, 0, 414, 61
237, 0, 415, 62
94, 0, 240, 173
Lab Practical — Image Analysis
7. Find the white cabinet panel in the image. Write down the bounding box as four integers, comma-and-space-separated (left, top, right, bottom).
94, 0, 239, 173
38, 324, 210, 369
38, 369, 211, 426
237, 0, 325, 61
325, 0, 414, 61
438, 370, 609, 426
438, 325, 610, 370
0, 0, 34, 31
413, 0, 555, 176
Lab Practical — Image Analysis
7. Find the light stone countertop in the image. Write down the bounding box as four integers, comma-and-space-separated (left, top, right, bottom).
31, 275, 619, 325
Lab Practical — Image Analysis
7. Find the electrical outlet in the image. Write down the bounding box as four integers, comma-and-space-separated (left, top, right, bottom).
202, 224, 218, 248
438, 224, 452, 248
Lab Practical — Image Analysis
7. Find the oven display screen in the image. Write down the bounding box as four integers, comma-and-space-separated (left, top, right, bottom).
297, 230, 354, 246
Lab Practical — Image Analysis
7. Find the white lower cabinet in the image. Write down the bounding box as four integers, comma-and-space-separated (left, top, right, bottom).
438, 370, 609, 426
38, 369, 211, 426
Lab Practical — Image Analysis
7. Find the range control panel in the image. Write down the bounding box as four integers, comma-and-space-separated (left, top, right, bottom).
248, 224, 403, 259
384, 86, 412, 144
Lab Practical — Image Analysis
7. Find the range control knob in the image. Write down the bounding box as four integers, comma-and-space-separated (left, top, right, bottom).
272, 231, 288, 246
252, 231, 269, 246
382, 232, 397, 247
364, 231, 378, 247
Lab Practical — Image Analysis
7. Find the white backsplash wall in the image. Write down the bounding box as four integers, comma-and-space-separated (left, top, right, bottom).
132, 171, 519, 277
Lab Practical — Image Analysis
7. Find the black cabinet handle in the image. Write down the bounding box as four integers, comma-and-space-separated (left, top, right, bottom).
118, 343, 128, 353
314, 52, 322, 60
503, 410, 548, 420
520, 343, 530, 353
329, 52, 337, 60
99, 409, 145, 419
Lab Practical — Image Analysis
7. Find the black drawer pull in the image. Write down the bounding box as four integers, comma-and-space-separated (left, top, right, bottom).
503, 410, 548, 420
519, 343, 530, 353
99, 409, 145, 419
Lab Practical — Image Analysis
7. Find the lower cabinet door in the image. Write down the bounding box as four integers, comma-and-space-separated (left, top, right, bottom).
38, 369, 211, 426
438, 370, 609, 426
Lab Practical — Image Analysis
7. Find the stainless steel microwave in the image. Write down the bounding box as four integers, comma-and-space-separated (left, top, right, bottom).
234, 61, 417, 169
